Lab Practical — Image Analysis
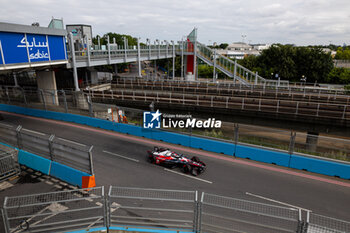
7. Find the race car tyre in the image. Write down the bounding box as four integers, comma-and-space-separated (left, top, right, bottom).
182, 164, 191, 173
191, 167, 200, 176
191, 156, 200, 162
147, 156, 154, 163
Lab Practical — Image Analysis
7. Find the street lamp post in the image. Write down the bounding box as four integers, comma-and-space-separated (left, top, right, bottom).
301, 75, 307, 86
275, 73, 280, 87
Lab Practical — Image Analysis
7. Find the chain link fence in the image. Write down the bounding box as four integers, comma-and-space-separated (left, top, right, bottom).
199, 193, 300, 233
307, 213, 350, 233
2, 187, 105, 233
108, 186, 198, 231
0, 144, 19, 181
3, 186, 349, 233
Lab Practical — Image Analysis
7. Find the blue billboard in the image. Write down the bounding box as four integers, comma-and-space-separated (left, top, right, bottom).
0, 31, 67, 66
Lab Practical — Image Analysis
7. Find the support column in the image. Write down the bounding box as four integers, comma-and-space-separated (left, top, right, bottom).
69, 32, 80, 91
137, 38, 141, 78
306, 132, 319, 152
181, 38, 184, 79
213, 50, 216, 82
172, 41, 175, 79
36, 70, 59, 106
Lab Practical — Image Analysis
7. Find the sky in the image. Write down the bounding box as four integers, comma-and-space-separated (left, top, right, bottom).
0, 0, 349, 46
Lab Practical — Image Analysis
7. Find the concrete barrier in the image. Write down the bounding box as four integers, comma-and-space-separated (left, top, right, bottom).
17, 150, 52, 175
235, 144, 291, 167
191, 136, 235, 155
289, 154, 350, 179
50, 161, 91, 187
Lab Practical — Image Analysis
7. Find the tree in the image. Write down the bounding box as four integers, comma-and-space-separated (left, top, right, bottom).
92, 32, 137, 46
335, 47, 350, 60
237, 44, 334, 83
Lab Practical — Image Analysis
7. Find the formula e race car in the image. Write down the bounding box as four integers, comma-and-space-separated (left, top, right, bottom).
147, 147, 206, 176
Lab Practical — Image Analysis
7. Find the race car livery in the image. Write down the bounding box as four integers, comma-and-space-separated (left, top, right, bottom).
147, 147, 206, 176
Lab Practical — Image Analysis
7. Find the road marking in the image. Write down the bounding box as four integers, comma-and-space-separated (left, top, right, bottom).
164, 168, 212, 184
103, 150, 139, 163
21, 128, 46, 136
0, 181, 13, 190
57, 137, 86, 147
0, 122, 13, 128
245, 192, 311, 212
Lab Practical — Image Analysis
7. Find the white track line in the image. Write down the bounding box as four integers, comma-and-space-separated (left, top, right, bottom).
21, 128, 45, 136
245, 192, 311, 211
103, 150, 139, 163
164, 168, 213, 184
0, 122, 13, 128
57, 137, 86, 147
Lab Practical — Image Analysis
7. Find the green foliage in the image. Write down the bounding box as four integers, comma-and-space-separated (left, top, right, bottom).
335, 47, 350, 60
198, 64, 213, 78
238, 44, 334, 83
92, 32, 137, 46
326, 68, 350, 84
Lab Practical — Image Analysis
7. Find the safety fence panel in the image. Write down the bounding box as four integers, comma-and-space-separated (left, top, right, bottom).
108, 186, 198, 231
199, 193, 300, 233
0, 124, 17, 147
18, 129, 51, 159
0, 145, 19, 181
2, 187, 106, 233
307, 213, 350, 233
0, 124, 93, 175
51, 138, 93, 174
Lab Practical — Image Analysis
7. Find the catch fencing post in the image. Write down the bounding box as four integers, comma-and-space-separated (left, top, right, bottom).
62, 90, 68, 113
87, 94, 93, 117
2, 205, 10, 233
20, 87, 27, 106
15, 125, 23, 149
233, 123, 239, 157
193, 191, 199, 232
288, 131, 296, 155
88, 145, 94, 175
48, 134, 55, 161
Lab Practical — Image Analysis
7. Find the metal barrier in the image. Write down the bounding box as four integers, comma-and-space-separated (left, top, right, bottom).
307, 212, 350, 233
108, 186, 198, 231
2, 187, 106, 233
2, 186, 349, 233
199, 192, 300, 233
0, 145, 19, 181
0, 124, 93, 175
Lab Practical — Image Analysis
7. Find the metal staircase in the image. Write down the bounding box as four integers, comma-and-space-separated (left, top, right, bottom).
195, 42, 289, 86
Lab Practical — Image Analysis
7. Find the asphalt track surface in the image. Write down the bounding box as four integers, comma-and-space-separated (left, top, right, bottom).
1, 111, 350, 222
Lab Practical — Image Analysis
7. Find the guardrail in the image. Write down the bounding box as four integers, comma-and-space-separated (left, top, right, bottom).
2, 186, 349, 233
